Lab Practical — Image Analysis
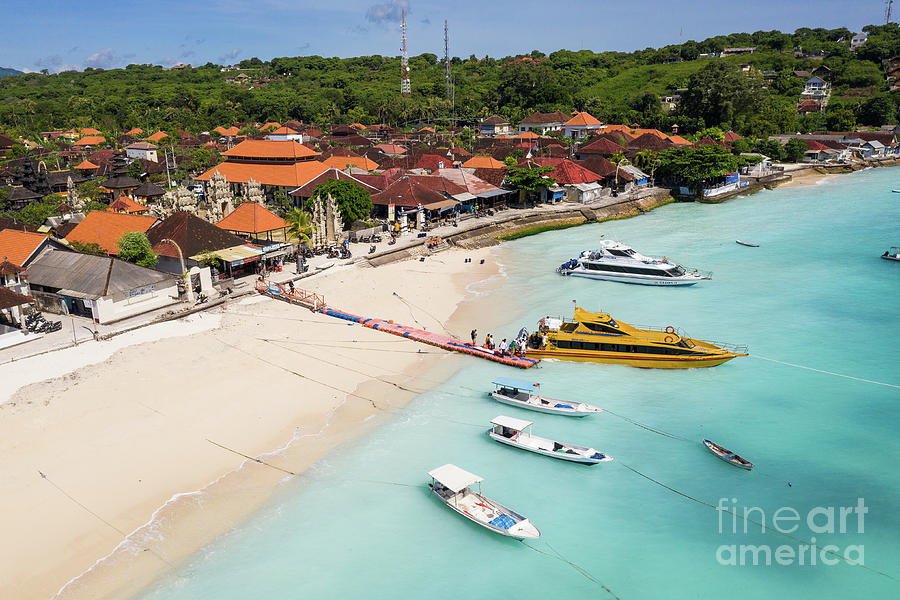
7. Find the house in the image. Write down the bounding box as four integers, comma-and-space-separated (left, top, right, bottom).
132, 181, 166, 204
436, 168, 512, 208
194, 140, 328, 196
373, 143, 407, 156
146, 131, 169, 143
563, 111, 604, 139
802, 76, 828, 97
414, 154, 455, 172
517, 111, 570, 134
0, 134, 15, 157
802, 140, 833, 162
524, 158, 606, 203
72, 135, 106, 149
369, 175, 464, 223
213, 126, 241, 137
0, 229, 68, 268
811, 65, 832, 81
798, 99, 823, 116
0, 259, 34, 336
720, 47, 756, 56
147, 211, 249, 275
479, 116, 513, 137
109, 196, 151, 214
25, 249, 179, 324
125, 141, 158, 163
851, 33, 868, 50
266, 126, 303, 142
321, 154, 379, 172
862, 140, 885, 157
288, 168, 380, 205
65, 211, 159, 255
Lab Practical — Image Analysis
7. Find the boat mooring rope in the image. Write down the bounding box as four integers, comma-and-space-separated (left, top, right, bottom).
752, 355, 900, 389
519, 539, 621, 598
392, 291, 456, 337
617, 462, 899, 582
601, 409, 691, 442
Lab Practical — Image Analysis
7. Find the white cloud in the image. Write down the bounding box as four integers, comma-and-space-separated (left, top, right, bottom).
366, 0, 408, 23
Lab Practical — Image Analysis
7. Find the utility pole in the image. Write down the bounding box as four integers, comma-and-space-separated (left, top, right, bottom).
886, 0, 894, 23
444, 20, 454, 110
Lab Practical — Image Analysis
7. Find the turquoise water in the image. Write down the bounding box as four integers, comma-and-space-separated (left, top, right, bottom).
140, 168, 900, 599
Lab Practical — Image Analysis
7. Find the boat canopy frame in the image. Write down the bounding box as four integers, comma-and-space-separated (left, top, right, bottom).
490, 415, 534, 431
428, 464, 483, 494
491, 377, 541, 393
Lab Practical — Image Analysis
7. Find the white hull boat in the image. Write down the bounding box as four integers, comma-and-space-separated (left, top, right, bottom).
428, 464, 540, 539
882, 246, 900, 262
488, 416, 612, 465
735, 240, 759, 247
557, 240, 710, 287
490, 378, 602, 417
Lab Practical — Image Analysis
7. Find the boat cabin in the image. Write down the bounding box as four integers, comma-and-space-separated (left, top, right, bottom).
428, 464, 483, 501
492, 377, 541, 399
490, 415, 534, 439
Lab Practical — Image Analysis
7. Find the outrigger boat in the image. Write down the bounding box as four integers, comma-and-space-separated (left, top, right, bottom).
702, 439, 753, 470
427, 464, 540, 539
881, 246, 900, 262
524, 307, 747, 369
488, 415, 612, 465
735, 240, 759, 247
490, 377, 603, 417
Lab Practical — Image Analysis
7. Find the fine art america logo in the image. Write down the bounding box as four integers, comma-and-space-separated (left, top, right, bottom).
716, 497, 867, 566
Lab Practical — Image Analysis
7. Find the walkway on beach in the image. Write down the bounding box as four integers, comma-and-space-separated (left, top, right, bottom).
255, 280, 538, 369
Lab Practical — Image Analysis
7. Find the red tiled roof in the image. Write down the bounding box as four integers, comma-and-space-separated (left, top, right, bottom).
526, 158, 602, 185
75, 159, 99, 170
109, 196, 150, 214
437, 168, 503, 195
221, 139, 320, 160
564, 112, 602, 127
125, 127, 144, 135
0, 229, 50, 266
0, 285, 33, 310
65, 211, 158, 254
462, 155, 505, 169
289, 168, 380, 198
146, 131, 169, 142
73, 136, 106, 147
216, 202, 288, 234
148, 211, 246, 258
414, 154, 455, 172
214, 126, 241, 137
269, 126, 299, 135
576, 157, 634, 181
79, 127, 102, 135
370, 176, 460, 208
322, 155, 379, 171
629, 133, 675, 151
374, 143, 407, 155
482, 115, 509, 125
804, 140, 830, 151
195, 160, 330, 188
520, 111, 570, 124
472, 167, 508, 188
723, 131, 743, 143
578, 137, 623, 155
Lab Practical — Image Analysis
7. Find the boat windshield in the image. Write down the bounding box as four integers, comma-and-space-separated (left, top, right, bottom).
666, 266, 686, 277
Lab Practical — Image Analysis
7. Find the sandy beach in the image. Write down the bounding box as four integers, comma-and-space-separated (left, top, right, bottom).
0, 246, 500, 600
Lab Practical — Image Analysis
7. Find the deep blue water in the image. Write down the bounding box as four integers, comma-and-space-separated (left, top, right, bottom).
139, 168, 900, 599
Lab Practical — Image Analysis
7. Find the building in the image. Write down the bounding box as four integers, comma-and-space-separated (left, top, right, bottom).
65, 211, 159, 255
802, 76, 828, 97
194, 140, 329, 197
266, 126, 303, 142
288, 168, 380, 205
479, 116, 513, 137
125, 141, 158, 163
563, 112, 604, 139
518, 111, 570, 134
0, 229, 68, 268
720, 47, 756, 56
147, 211, 250, 275
851, 33, 868, 50
25, 249, 179, 324
461, 155, 506, 169
215, 202, 289, 241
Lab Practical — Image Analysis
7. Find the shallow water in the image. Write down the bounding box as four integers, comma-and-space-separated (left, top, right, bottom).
139, 168, 900, 599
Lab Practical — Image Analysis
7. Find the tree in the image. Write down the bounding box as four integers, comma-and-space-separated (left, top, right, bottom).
506, 164, 556, 203
16, 200, 55, 226
655, 145, 756, 188
285, 208, 315, 247
127, 160, 143, 180
856, 95, 896, 126
76, 178, 106, 202
117, 231, 158, 267
310, 179, 372, 229
271, 188, 293, 216
825, 106, 856, 131
82, 200, 107, 214
678, 62, 766, 130
503, 155, 519, 166
783, 138, 807, 162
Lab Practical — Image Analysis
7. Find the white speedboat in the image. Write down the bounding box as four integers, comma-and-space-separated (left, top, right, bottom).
557, 240, 710, 286
427, 464, 540, 539
490, 378, 602, 417
882, 246, 900, 262
488, 416, 612, 465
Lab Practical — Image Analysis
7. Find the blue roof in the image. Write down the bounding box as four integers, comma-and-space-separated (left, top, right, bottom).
492, 377, 540, 391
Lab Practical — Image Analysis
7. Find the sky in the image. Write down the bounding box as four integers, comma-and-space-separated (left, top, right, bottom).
1, 0, 884, 73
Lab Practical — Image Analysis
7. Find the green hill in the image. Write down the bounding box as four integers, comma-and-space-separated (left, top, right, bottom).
0, 24, 898, 137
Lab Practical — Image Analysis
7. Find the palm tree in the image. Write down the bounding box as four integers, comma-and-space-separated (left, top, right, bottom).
286, 207, 315, 248
633, 150, 657, 170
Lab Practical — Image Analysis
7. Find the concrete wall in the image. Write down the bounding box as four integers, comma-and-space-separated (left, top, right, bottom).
92, 283, 179, 324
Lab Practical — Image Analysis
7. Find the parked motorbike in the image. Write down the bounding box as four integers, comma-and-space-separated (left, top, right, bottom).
368, 245, 376, 254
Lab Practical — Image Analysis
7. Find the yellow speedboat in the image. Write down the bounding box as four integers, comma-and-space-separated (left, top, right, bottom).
524, 307, 747, 369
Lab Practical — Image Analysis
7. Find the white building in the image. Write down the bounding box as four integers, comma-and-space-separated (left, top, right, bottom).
851, 32, 868, 50
267, 126, 304, 142
125, 141, 158, 163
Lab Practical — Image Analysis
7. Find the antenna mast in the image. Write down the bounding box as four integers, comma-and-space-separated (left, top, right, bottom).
887, 0, 894, 23
400, 9, 411, 96
444, 20, 454, 111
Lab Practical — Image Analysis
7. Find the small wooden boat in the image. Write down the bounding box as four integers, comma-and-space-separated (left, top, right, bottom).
428, 464, 540, 539
735, 240, 759, 247
488, 416, 612, 464
490, 378, 602, 417
315, 262, 334, 270
881, 247, 900, 262
703, 439, 753, 470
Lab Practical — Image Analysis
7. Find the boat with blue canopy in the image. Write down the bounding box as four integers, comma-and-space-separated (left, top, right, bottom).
489, 377, 602, 417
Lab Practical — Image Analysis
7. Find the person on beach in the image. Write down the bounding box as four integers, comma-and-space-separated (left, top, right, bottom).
471, 329, 477, 345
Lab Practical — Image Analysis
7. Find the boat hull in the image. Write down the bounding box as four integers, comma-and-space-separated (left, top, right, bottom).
703, 439, 753, 470
431, 488, 540, 539
525, 349, 740, 368
881, 255, 900, 262
560, 269, 702, 286
488, 431, 610, 464
490, 392, 595, 416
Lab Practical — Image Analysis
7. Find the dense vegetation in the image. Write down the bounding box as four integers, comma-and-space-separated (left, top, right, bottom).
2, 25, 899, 139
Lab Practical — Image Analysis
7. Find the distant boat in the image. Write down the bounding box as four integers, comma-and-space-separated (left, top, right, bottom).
490, 377, 602, 417
892, 189, 900, 193
882, 246, 900, 262
428, 464, 541, 539
735, 240, 759, 247
315, 262, 334, 270
488, 415, 612, 464
702, 439, 753, 470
